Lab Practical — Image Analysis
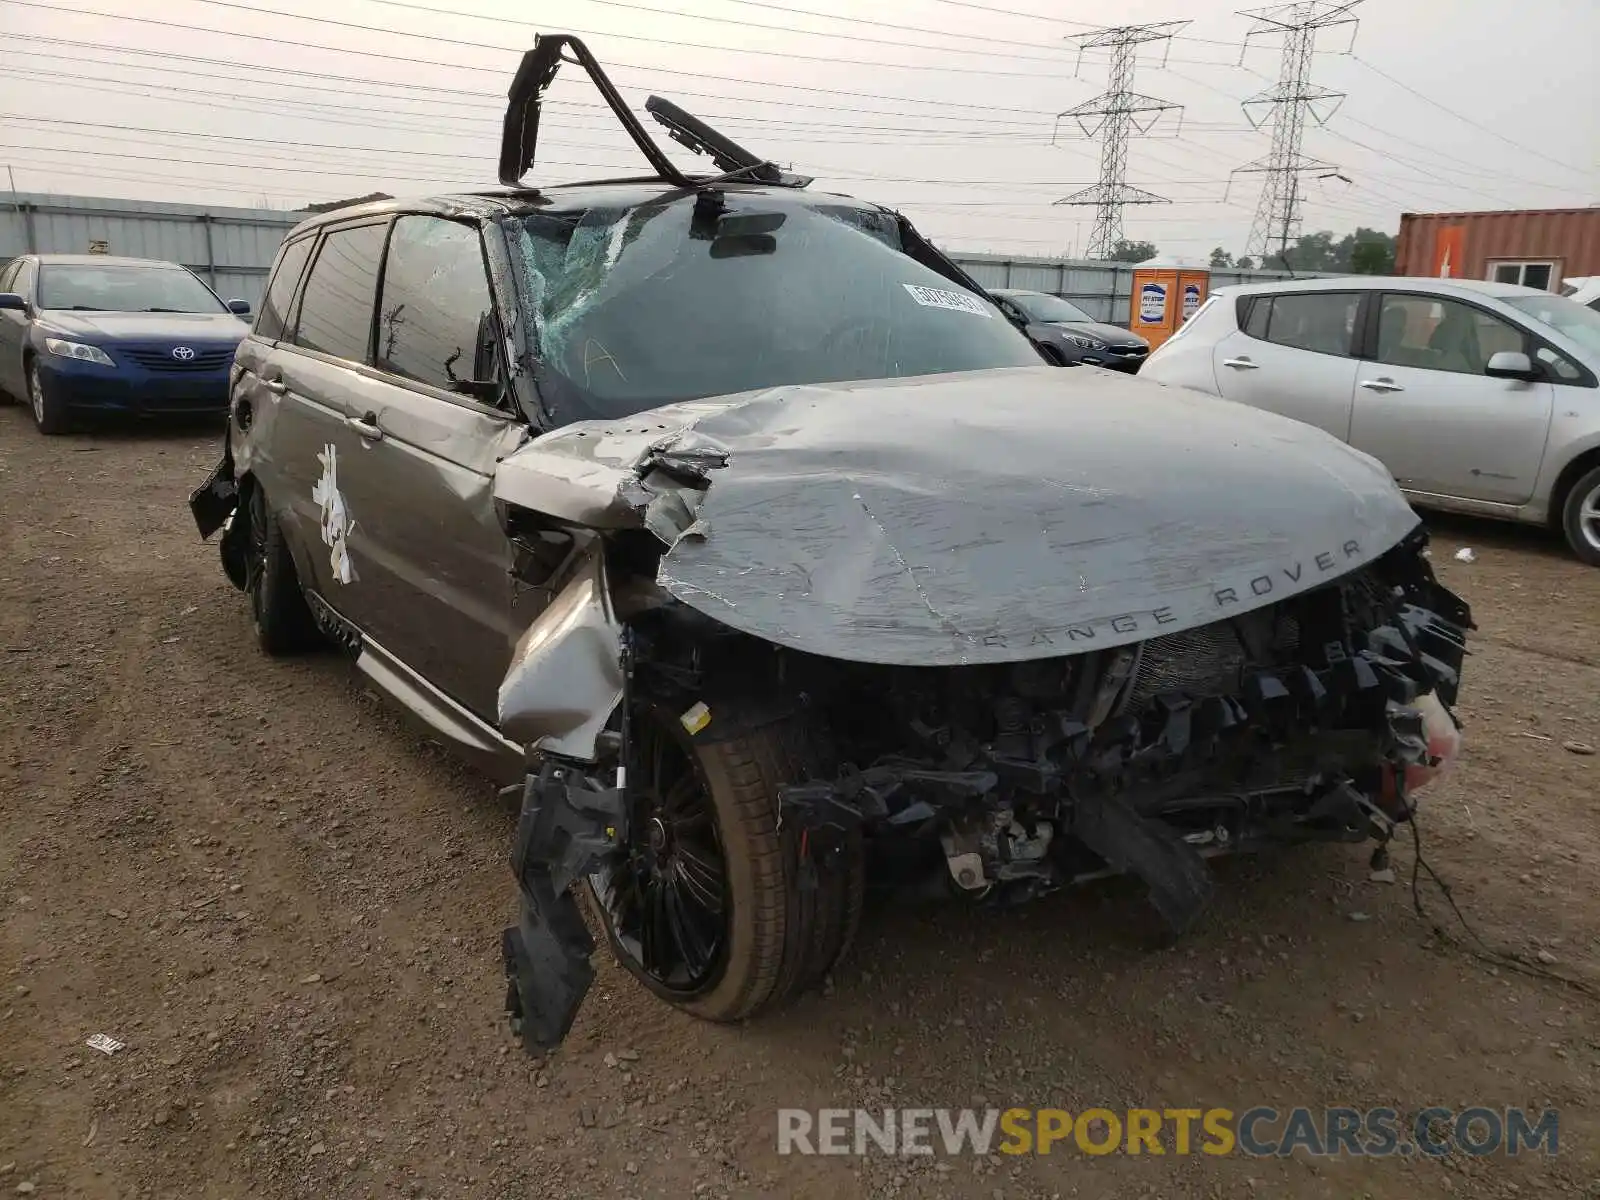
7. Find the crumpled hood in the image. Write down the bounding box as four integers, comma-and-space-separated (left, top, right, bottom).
38, 310, 247, 343
496, 365, 1422, 667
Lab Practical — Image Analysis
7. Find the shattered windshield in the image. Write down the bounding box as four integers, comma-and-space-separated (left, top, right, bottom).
508, 196, 1042, 421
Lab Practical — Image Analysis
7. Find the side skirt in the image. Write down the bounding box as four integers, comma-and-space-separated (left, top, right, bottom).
303, 590, 527, 787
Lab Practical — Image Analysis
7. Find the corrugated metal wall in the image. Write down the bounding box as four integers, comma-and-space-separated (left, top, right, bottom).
0, 193, 307, 308
948, 252, 1326, 326
1395, 208, 1600, 282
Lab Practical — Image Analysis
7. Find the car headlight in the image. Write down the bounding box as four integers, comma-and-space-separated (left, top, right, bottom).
44, 338, 115, 366
1065, 334, 1108, 350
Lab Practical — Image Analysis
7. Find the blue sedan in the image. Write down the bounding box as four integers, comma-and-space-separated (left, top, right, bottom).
0, 254, 251, 434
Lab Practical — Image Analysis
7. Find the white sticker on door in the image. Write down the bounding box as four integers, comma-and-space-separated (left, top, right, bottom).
902, 284, 994, 317
312, 442, 357, 585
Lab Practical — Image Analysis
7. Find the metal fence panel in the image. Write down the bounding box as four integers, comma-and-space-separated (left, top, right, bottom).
1, 192, 304, 308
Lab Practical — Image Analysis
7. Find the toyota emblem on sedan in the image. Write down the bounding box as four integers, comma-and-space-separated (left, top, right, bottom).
171, 345, 196, 361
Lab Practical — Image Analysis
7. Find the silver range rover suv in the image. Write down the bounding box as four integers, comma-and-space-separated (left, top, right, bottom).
190, 35, 1472, 1052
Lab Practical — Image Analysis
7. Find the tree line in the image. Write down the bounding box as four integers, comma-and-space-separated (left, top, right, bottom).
1102, 228, 1397, 274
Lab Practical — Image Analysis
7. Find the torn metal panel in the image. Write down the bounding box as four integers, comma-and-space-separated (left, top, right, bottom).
498, 548, 625, 761
490, 397, 731, 526
649, 365, 1424, 666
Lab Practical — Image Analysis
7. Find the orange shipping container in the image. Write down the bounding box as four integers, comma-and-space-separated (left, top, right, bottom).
1395, 208, 1600, 291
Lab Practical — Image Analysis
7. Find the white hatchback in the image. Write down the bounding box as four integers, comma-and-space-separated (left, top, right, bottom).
1142, 276, 1600, 564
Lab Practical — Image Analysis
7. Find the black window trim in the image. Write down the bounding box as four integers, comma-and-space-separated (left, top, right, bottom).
279, 212, 516, 421
1356, 288, 1597, 389
253, 232, 318, 345
368, 212, 515, 419
1238, 288, 1367, 359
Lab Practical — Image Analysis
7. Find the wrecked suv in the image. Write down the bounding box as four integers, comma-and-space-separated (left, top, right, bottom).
190, 37, 1472, 1053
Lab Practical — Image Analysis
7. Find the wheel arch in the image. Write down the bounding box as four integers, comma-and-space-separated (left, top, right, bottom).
1549, 444, 1600, 531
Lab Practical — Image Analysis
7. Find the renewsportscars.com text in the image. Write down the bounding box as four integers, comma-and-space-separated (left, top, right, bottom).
776, 1106, 1559, 1158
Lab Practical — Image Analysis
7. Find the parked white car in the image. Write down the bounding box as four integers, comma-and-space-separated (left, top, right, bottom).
1562, 276, 1600, 312
1143, 277, 1600, 564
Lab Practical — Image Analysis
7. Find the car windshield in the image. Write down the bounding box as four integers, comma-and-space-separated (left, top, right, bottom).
38, 263, 228, 313
1011, 292, 1094, 324
1505, 293, 1600, 356
507, 197, 1042, 421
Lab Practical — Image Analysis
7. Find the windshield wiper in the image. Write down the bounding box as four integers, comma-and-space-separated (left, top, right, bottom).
143, 307, 187, 313
644, 96, 811, 189
66, 305, 104, 311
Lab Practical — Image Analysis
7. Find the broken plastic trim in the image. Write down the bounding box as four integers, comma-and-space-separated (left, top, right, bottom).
500, 34, 811, 193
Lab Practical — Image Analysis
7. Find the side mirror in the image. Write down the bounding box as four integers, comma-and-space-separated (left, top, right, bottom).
226, 298, 252, 316
1485, 350, 1538, 382
0, 292, 27, 313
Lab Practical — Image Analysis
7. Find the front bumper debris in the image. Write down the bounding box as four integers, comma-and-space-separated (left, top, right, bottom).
502, 760, 625, 1051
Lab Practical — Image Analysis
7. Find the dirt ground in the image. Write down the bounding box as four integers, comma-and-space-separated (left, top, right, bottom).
2, 405, 1599, 1200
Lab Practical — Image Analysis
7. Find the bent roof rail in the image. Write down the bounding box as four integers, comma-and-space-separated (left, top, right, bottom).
499, 34, 810, 190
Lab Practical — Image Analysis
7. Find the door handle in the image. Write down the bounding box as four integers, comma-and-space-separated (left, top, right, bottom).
348, 412, 384, 442
1359, 378, 1405, 393
1222, 357, 1259, 370
262, 378, 288, 395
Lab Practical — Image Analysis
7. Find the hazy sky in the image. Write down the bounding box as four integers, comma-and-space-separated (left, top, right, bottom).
2, 0, 1596, 258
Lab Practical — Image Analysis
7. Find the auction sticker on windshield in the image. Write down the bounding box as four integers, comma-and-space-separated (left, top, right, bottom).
903, 284, 993, 317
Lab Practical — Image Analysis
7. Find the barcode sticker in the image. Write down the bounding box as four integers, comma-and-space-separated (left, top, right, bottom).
902, 284, 993, 318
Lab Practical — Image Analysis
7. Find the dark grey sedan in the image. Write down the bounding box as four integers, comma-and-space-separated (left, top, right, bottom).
991, 287, 1150, 372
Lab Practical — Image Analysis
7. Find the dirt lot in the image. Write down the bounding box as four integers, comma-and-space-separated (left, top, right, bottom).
2, 405, 1599, 1200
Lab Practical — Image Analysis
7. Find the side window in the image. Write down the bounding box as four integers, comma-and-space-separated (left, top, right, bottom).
1374, 295, 1525, 376
1534, 345, 1584, 383
375, 216, 499, 396
254, 237, 315, 341
12, 260, 35, 299
291, 222, 387, 363
1242, 296, 1270, 339
1252, 292, 1359, 357
0, 260, 17, 291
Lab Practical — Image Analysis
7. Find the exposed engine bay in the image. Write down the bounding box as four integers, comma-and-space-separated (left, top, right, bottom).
497, 376, 1472, 1052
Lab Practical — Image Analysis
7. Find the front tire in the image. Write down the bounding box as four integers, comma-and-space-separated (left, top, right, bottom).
244, 483, 319, 654
1560, 465, 1600, 568
27, 357, 70, 435
589, 707, 862, 1025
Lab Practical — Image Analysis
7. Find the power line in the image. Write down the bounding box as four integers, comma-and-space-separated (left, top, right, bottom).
1349, 54, 1594, 186
1232, 1, 1361, 264
1053, 22, 1190, 259
14, 0, 1083, 82
0, 33, 1063, 128
0, 13, 1072, 120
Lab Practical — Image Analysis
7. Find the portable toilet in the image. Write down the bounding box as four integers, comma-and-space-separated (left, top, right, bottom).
1129, 255, 1211, 351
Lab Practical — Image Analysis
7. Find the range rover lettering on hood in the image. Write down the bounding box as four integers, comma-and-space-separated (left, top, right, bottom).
493, 365, 1421, 667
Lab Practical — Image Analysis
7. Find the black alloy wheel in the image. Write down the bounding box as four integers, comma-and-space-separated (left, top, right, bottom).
601, 711, 729, 993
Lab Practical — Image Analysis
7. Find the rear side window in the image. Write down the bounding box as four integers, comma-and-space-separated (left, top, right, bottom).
376, 216, 499, 395
1242, 296, 1270, 339
291, 222, 387, 363
255, 237, 314, 341
1244, 292, 1360, 357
